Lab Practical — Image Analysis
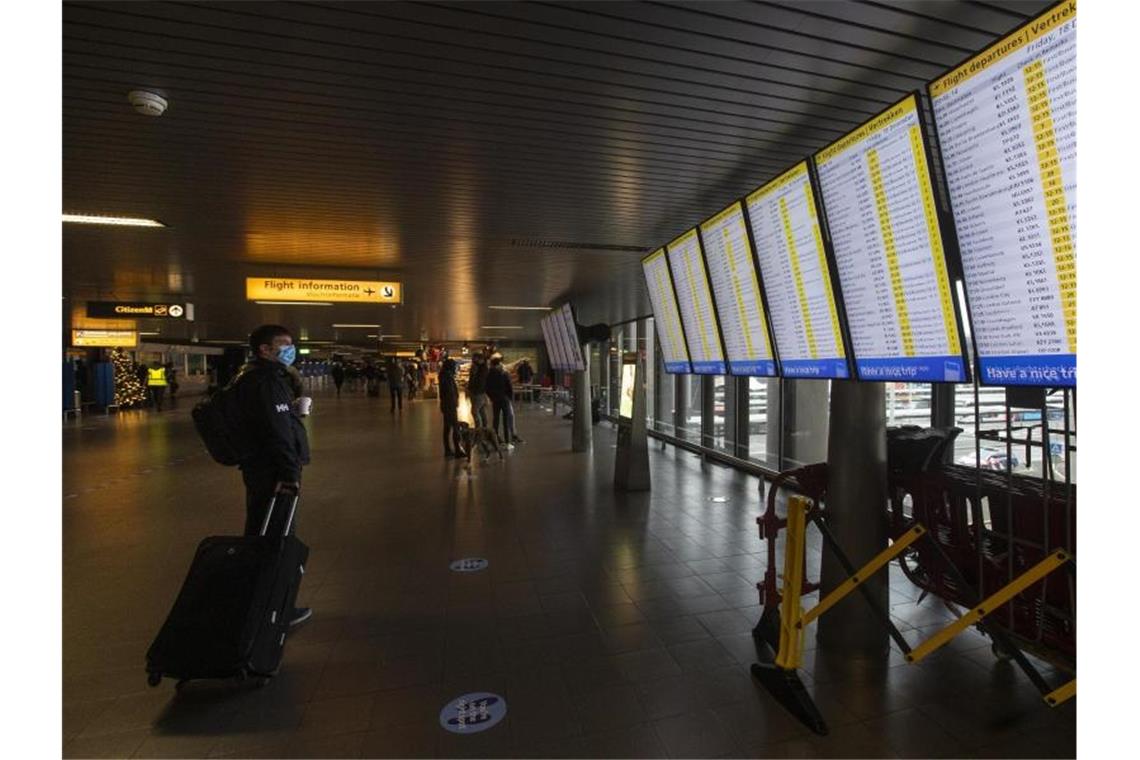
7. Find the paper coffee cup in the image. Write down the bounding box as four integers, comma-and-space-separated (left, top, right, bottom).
297, 396, 313, 416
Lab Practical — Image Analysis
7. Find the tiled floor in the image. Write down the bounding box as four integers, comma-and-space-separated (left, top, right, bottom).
62, 387, 1075, 758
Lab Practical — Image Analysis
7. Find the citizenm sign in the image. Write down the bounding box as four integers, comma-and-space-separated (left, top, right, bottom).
86, 301, 188, 319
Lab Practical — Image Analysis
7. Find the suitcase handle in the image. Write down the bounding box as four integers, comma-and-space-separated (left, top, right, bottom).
259, 488, 300, 538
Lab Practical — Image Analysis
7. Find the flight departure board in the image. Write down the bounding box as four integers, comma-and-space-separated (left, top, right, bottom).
541, 313, 565, 370
642, 248, 692, 373
698, 202, 776, 376
555, 303, 585, 372
666, 229, 726, 375
746, 162, 851, 379
815, 93, 968, 383
930, 0, 1075, 387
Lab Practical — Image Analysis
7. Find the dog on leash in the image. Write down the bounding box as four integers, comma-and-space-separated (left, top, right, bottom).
457, 421, 504, 462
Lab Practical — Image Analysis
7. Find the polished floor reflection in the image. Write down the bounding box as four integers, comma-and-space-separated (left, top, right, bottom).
62, 387, 1075, 758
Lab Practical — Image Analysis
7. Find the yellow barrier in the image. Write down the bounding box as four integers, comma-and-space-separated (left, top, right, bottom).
905, 550, 1072, 664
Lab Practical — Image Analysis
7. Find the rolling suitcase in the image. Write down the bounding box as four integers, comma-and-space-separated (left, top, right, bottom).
145, 489, 309, 688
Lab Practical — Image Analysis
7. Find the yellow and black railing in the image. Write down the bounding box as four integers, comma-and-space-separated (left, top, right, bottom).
753, 495, 1076, 735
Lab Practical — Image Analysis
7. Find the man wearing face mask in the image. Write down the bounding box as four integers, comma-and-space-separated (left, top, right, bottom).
236, 324, 313, 626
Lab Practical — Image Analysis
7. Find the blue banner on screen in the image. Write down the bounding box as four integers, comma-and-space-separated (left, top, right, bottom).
856, 356, 966, 382
781, 359, 850, 379
664, 361, 690, 374
977, 355, 1075, 387
692, 361, 727, 375
728, 359, 776, 376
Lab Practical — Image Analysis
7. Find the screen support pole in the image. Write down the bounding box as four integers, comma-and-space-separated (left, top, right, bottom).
818, 380, 890, 658
572, 345, 592, 452
615, 352, 651, 491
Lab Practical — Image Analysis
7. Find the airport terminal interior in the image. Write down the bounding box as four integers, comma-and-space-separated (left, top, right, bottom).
60, 1, 1080, 758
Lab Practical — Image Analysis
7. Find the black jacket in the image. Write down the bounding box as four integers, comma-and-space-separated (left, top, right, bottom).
439, 372, 459, 411
467, 363, 489, 395
485, 366, 512, 401
236, 358, 310, 481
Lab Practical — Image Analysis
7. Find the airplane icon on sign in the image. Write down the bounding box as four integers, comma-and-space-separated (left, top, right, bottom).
364, 287, 376, 296
382, 286, 394, 298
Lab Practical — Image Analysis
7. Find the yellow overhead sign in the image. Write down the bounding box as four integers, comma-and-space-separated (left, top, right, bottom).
72, 329, 138, 347
246, 277, 402, 304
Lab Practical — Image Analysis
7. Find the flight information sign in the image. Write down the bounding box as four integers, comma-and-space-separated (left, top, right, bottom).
666, 229, 726, 375
698, 202, 776, 376
641, 248, 692, 374
930, 0, 1076, 387
554, 303, 585, 372
815, 93, 968, 383
540, 313, 565, 370
746, 162, 851, 379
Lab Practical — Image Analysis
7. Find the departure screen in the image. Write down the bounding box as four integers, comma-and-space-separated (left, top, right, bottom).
815, 93, 967, 383
930, 0, 1076, 387
641, 248, 692, 374
698, 201, 776, 376
745, 161, 850, 379
666, 229, 726, 375
555, 303, 585, 372
541, 313, 565, 370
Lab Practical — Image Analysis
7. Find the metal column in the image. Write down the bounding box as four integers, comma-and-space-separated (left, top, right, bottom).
818, 380, 890, 657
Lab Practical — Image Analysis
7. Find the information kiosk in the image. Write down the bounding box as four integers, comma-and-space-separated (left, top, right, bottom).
745, 161, 852, 379
614, 352, 650, 491
930, 0, 1076, 387
815, 93, 969, 383
641, 248, 692, 374
698, 201, 778, 377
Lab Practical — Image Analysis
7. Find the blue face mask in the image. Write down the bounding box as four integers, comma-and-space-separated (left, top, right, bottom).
277, 344, 297, 366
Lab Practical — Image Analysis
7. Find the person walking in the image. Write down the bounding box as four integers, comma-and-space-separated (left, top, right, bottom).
146, 360, 168, 411
467, 352, 490, 428
386, 356, 404, 412
235, 324, 312, 627
439, 358, 464, 458
331, 362, 345, 397
405, 360, 418, 400
164, 362, 180, 402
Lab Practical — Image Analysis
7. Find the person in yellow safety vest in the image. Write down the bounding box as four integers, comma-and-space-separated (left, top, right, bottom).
147, 360, 168, 411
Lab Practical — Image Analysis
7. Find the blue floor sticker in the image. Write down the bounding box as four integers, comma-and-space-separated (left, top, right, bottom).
439, 692, 507, 734
449, 558, 489, 573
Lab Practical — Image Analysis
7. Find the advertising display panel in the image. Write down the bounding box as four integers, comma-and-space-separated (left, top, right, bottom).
641, 248, 692, 374
815, 93, 969, 383
665, 229, 726, 375
698, 201, 777, 376
930, 0, 1076, 386
745, 161, 851, 379
619, 362, 637, 419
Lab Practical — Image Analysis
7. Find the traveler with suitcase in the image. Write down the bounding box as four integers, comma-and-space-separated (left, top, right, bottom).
149, 324, 313, 688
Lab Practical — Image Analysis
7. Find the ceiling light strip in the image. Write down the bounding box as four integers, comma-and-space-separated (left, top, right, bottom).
63, 213, 165, 227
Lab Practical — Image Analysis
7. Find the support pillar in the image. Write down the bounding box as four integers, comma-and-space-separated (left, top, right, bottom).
572, 345, 592, 452
817, 380, 889, 657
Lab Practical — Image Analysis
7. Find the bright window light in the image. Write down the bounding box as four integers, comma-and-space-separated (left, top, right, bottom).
253, 301, 333, 306
63, 213, 165, 227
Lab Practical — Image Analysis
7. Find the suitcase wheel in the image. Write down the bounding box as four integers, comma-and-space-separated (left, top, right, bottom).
147, 672, 162, 688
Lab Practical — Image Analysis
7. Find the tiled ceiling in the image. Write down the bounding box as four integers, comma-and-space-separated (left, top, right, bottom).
62, 0, 1054, 344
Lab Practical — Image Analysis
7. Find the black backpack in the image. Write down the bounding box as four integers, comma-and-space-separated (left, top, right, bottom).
192, 371, 256, 466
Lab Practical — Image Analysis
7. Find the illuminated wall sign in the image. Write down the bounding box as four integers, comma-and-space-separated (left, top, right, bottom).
245, 278, 402, 304
72, 329, 138, 347
86, 301, 187, 319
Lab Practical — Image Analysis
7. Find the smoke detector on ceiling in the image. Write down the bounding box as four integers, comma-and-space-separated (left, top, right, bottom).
127, 90, 168, 117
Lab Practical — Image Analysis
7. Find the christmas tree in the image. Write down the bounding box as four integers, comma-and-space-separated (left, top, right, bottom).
110, 348, 149, 407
